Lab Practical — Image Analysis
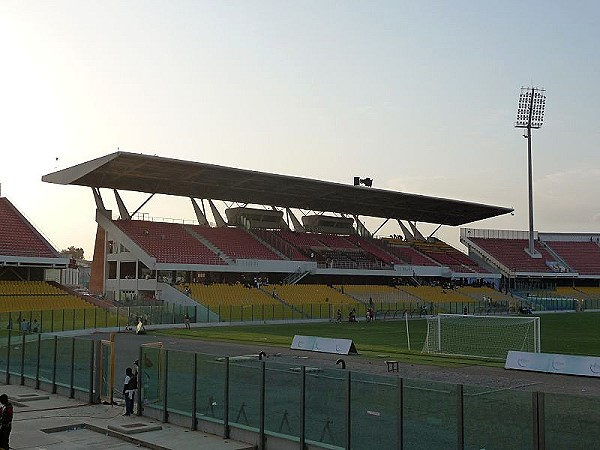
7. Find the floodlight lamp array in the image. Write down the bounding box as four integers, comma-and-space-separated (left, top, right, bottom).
515, 87, 546, 128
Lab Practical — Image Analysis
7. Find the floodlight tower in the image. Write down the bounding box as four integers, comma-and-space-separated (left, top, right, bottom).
515, 87, 546, 257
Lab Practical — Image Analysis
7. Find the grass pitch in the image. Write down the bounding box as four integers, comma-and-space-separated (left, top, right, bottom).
153, 311, 600, 366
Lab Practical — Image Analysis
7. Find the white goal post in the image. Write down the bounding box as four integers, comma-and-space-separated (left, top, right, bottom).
422, 314, 540, 359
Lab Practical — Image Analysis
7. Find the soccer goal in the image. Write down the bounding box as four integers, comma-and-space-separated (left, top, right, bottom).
422, 314, 540, 359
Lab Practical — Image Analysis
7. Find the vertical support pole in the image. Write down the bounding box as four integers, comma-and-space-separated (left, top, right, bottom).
532, 391, 545, 450
457, 384, 464, 450
69, 338, 76, 398
88, 340, 95, 404
83, 308, 87, 330
137, 346, 143, 416
191, 353, 198, 430
94, 308, 97, 329
259, 361, 266, 450
162, 349, 169, 423
36, 333, 41, 390
397, 378, 403, 450
532, 391, 539, 450
538, 391, 545, 449
6, 330, 11, 385
345, 371, 352, 450
51, 310, 54, 333
52, 335, 58, 394
20, 333, 25, 385
437, 315, 442, 352
223, 357, 230, 439
527, 126, 535, 256
300, 366, 306, 450
536, 318, 541, 353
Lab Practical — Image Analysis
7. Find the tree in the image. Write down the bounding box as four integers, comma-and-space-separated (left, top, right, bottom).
60, 246, 85, 260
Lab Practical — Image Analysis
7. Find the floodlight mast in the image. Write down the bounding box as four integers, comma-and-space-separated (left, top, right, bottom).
515, 87, 546, 258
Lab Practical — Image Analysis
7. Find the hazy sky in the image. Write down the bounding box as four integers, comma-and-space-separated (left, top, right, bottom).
1, 1, 599, 259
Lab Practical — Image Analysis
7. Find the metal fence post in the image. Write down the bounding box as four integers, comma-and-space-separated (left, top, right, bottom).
397, 377, 403, 450
532, 391, 545, 450
5, 330, 11, 385
259, 361, 266, 450
52, 335, 58, 394
300, 365, 306, 450
36, 333, 41, 389
191, 353, 198, 430
69, 338, 76, 398
345, 371, 351, 450
137, 346, 143, 416
457, 384, 464, 450
162, 349, 169, 423
88, 340, 95, 404
224, 356, 230, 439
20, 333, 26, 385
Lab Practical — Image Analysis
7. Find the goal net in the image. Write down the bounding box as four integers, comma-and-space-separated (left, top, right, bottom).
422, 314, 540, 359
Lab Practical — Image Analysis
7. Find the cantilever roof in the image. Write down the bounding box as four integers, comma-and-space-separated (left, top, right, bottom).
42, 152, 512, 226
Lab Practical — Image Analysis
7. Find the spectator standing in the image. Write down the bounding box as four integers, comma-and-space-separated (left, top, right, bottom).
122, 367, 136, 416
0, 394, 13, 450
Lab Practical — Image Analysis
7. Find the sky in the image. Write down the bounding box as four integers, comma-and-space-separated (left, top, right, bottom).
1, 1, 599, 259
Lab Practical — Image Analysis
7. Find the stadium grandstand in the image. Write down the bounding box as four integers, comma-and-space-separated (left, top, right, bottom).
36, 151, 600, 315
0, 196, 107, 316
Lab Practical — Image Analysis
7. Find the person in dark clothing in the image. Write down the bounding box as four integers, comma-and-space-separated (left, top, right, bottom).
123, 367, 136, 416
0, 394, 13, 450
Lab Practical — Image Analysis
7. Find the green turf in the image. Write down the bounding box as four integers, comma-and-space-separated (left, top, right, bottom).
153, 312, 600, 367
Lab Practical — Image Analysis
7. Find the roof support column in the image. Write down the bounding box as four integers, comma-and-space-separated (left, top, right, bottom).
397, 220, 414, 241
271, 206, 289, 230
208, 200, 227, 227
408, 221, 425, 241
113, 189, 130, 220
286, 208, 304, 232
92, 187, 106, 212
353, 215, 371, 237
191, 198, 209, 226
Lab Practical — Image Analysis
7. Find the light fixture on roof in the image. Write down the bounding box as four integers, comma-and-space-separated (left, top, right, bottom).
515, 86, 546, 258
353, 177, 373, 187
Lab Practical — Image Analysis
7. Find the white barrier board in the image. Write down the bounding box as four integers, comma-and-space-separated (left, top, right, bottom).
506, 351, 600, 378
291, 335, 357, 355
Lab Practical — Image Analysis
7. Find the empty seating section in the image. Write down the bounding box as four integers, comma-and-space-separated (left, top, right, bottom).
275, 284, 353, 305
397, 286, 475, 304
413, 242, 480, 272
191, 226, 282, 260
554, 287, 586, 298
386, 245, 438, 266
279, 231, 327, 249
339, 285, 412, 303
187, 283, 280, 307
114, 220, 225, 265
345, 236, 402, 264
470, 238, 556, 272
544, 241, 600, 275
275, 232, 391, 268
0, 198, 56, 258
457, 286, 513, 304
576, 287, 600, 299
315, 234, 356, 250
252, 229, 309, 261
0, 281, 93, 312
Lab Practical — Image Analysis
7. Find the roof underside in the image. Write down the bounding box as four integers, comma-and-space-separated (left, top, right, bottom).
42, 152, 513, 226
